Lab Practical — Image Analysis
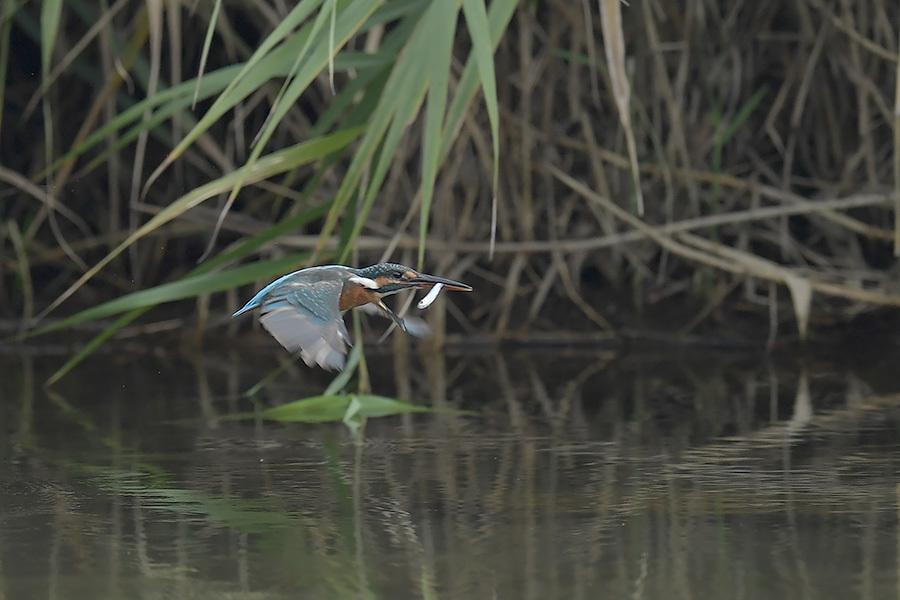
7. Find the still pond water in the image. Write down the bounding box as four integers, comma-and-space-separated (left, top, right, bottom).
2, 343, 900, 599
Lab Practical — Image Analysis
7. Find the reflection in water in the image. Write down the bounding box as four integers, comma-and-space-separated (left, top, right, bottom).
1, 348, 899, 599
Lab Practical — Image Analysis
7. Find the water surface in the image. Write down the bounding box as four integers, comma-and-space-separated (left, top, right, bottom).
2, 346, 899, 599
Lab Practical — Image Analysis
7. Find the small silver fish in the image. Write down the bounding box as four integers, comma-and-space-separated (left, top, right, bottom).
417, 283, 444, 309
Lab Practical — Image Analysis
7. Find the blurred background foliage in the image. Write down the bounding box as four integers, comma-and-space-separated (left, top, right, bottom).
3, 0, 900, 363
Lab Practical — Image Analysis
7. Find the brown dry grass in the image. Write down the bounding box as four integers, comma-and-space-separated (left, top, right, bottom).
436, 0, 900, 342
3, 1, 900, 346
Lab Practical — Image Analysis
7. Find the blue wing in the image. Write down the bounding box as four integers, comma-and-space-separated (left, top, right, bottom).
232, 272, 298, 317
232, 265, 353, 317
232, 267, 354, 370
257, 279, 350, 371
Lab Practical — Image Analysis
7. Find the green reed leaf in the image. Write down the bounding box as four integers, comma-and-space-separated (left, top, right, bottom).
418, 0, 459, 268
35, 128, 363, 324
262, 394, 430, 423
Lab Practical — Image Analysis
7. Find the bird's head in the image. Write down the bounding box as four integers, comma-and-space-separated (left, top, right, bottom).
351, 263, 473, 297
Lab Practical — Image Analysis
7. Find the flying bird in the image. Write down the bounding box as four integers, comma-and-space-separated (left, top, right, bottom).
233, 263, 472, 370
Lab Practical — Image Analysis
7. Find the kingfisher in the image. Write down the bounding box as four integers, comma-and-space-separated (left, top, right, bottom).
232, 263, 473, 370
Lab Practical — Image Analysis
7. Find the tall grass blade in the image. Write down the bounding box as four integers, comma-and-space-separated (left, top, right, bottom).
145, 0, 327, 193
7, 220, 33, 334
40, 0, 62, 77
49, 6, 150, 192
242, 350, 306, 398
0, 0, 14, 134
720, 85, 768, 144
45, 309, 148, 386
317, 77, 410, 256
41, 198, 335, 385
204, 0, 381, 258
253, 0, 337, 152
40, 254, 311, 385
307, 15, 422, 258
128, 0, 164, 281
324, 343, 362, 395
439, 0, 516, 163
35, 253, 312, 334
328, 0, 337, 93
47, 62, 243, 178
40, 0, 86, 270
337, 33, 428, 263
24, 0, 131, 119
34, 128, 363, 324
418, 1, 459, 268
894, 20, 900, 256
461, 0, 502, 257
711, 85, 768, 203
192, 0, 222, 108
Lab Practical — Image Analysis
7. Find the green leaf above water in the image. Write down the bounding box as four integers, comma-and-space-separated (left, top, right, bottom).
262, 394, 432, 423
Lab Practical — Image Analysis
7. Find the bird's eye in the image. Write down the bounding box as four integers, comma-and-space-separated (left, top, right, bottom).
393, 270, 404, 280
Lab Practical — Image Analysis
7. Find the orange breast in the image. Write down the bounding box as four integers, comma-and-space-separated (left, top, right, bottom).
339, 285, 377, 311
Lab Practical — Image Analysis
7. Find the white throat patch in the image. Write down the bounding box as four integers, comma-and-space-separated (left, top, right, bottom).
348, 275, 379, 290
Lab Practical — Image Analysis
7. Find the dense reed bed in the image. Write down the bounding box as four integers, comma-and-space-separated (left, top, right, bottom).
2, 1, 900, 369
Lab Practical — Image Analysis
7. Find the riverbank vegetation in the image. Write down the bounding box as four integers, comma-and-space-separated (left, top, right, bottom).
3, 0, 900, 372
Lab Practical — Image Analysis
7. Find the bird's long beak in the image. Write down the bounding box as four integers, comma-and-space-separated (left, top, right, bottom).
408, 273, 473, 292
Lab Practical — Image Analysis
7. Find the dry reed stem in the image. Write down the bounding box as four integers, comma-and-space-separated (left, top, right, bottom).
599, 0, 643, 215
50, 8, 150, 196
21, 0, 131, 120
549, 163, 900, 311
5, 0, 900, 340
894, 19, 900, 254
